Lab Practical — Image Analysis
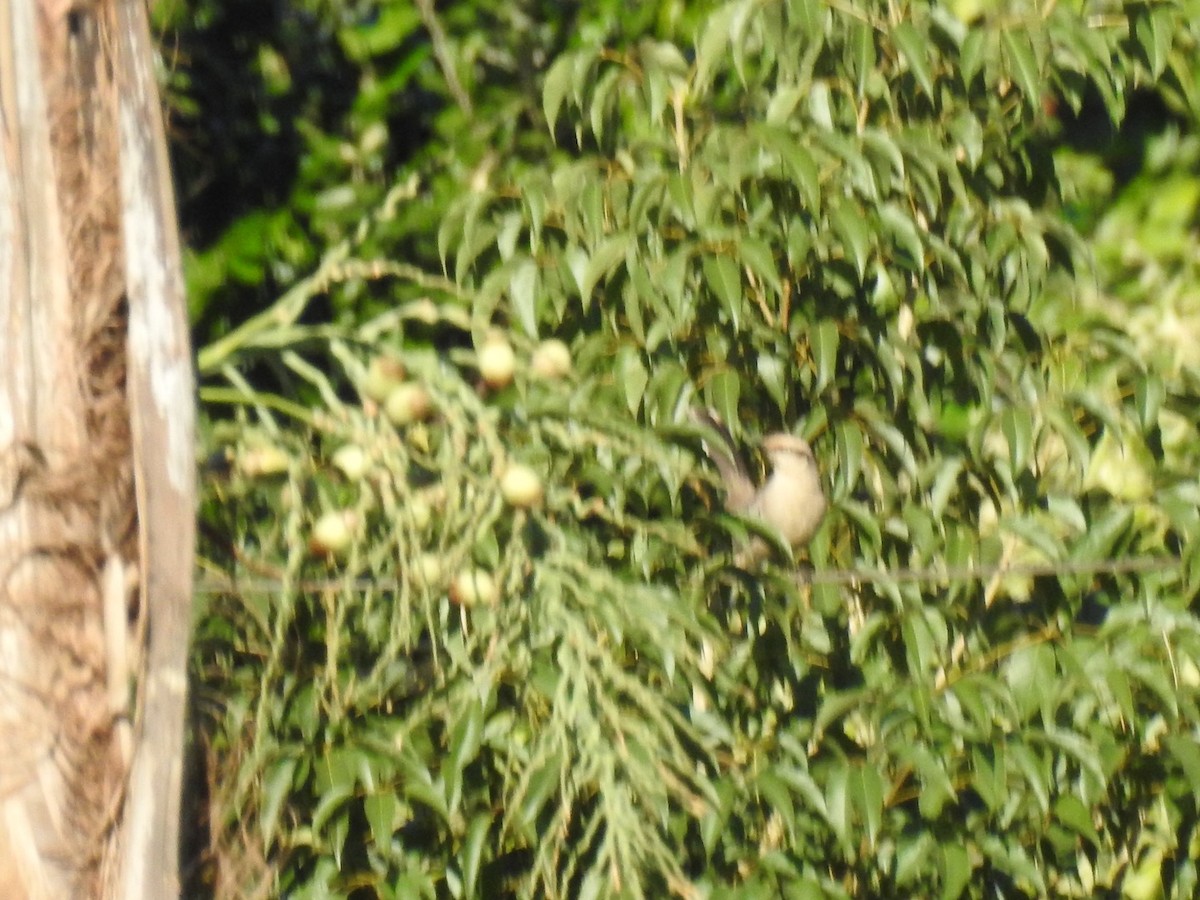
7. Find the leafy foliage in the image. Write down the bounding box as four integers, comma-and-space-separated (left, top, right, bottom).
190, 0, 1200, 897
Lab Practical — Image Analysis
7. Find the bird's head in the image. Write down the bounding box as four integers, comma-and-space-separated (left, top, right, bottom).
762, 433, 816, 468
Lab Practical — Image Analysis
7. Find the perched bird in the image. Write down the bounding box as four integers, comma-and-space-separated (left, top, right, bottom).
692, 410, 827, 563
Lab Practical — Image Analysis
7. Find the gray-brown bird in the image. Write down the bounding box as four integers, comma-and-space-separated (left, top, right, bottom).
692, 410, 827, 563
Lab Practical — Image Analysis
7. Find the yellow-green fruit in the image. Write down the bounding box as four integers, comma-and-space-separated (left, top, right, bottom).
478, 335, 516, 388
361, 355, 406, 402
530, 338, 572, 380
310, 510, 358, 556
384, 382, 433, 425
449, 568, 499, 607
331, 444, 370, 480
500, 463, 543, 508
408, 494, 433, 530
407, 298, 439, 324
413, 552, 443, 586
237, 445, 290, 478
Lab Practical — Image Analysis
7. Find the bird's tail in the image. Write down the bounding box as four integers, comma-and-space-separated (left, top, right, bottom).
689, 408, 755, 512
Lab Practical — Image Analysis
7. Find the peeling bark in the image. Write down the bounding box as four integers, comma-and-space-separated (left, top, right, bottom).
0, 1, 194, 896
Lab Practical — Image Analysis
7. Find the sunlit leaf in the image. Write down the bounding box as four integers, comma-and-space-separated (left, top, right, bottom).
893, 22, 935, 98
1002, 31, 1042, 110
509, 257, 538, 337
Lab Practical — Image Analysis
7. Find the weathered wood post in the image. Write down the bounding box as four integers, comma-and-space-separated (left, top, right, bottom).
0, 0, 195, 896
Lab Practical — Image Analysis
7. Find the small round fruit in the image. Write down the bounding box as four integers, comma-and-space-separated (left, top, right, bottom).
413, 552, 443, 586
309, 510, 358, 556
500, 463, 543, 508
384, 382, 433, 426
361, 355, 406, 402
408, 494, 433, 530
449, 568, 499, 607
331, 444, 370, 480
478, 334, 516, 389
530, 339, 572, 380
236, 445, 290, 478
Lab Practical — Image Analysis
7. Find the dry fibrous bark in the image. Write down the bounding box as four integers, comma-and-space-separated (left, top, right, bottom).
0, 1, 194, 896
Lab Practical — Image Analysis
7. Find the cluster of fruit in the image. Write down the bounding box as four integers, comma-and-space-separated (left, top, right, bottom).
274, 330, 576, 607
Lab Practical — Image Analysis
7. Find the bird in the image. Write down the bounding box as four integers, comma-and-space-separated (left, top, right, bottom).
691, 409, 827, 563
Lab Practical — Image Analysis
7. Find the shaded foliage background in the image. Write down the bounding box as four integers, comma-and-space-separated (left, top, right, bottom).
165, 0, 1200, 897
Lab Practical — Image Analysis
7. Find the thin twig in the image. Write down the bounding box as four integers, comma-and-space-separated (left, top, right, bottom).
415, 0, 473, 116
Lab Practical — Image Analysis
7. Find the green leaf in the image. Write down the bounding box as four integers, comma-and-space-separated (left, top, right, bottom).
589, 66, 621, 145
811, 319, 839, 392
756, 770, 797, 839
646, 358, 691, 424
852, 765, 885, 849
515, 753, 562, 835
1054, 794, 1099, 848
311, 783, 354, 835
580, 233, 631, 305
460, 813, 491, 897
823, 760, 851, 849
543, 53, 575, 133
694, 3, 739, 94
1134, 373, 1164, 433
707, 368, 741, 426
928, 456, 963, 519
1072, 505, 1133, 562
959, 29, 987, 86
443, 700, 485, 788
902, 611, 939, 676
893, 22, 935, 98
849, 20, 876, 98
442, 707, 485, 815
1103, 666, 1136, 724
740, 237, 782, 296
1165, 735, 1200, 798
901, 744, 956, 819
897, 832, 936, 886
765, 85, 805, 125
998, 405, 1033, 475
940, 842, 971, 900
841, 499, 882, 551
830, 201, 871, 279
878, 203, 924, 269
1008, 741, 1050, 814
1037, 727, 1107, 788
808, 81, 833, 130
260, 756, 297, 851
1002, 31, 1042, 110
623, 278, 648, 346
703, 253, 744, 324
757, 353, 789, 415
1134, 5, 1173, 79
364, 792, 397, 849
1002, 514, 1063, 563
397, 749, 448, 821
618, 344, 650, 415
509, 258, 538, 337
833, 420, 864, 500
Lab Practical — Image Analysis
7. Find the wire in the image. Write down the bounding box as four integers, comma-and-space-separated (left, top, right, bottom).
192, 554, 1181, 596
800, 554, 1176, 585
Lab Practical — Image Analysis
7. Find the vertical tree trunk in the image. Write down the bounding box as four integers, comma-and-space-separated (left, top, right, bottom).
113, 0, 196, 894
0, 1, 194, 896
